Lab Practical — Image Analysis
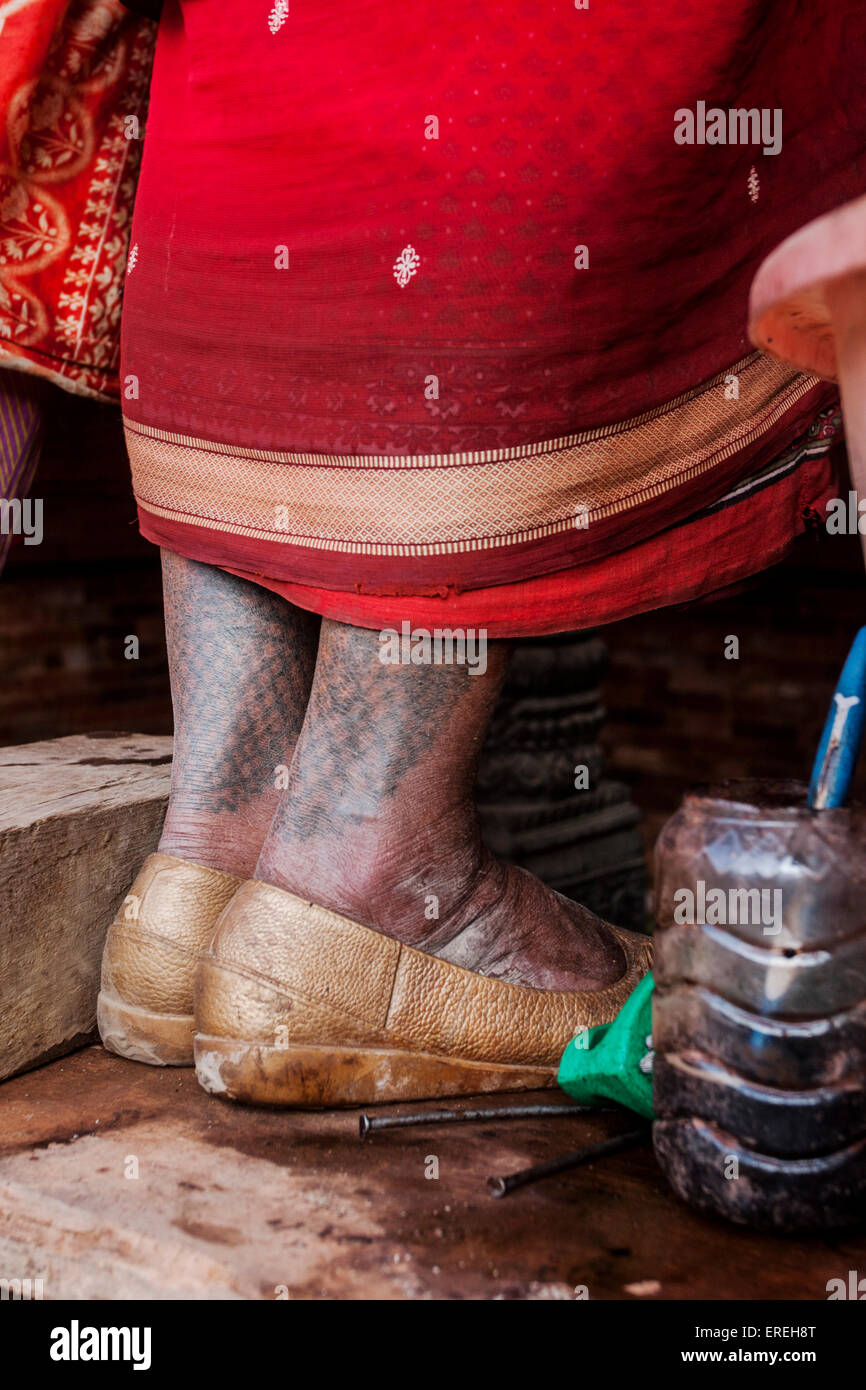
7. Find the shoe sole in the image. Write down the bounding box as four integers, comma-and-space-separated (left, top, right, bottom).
193, 1033, 556, 1107
97, 990, 195, 1067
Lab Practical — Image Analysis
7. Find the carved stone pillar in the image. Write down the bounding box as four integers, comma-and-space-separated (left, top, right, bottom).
476, 631, 647, 933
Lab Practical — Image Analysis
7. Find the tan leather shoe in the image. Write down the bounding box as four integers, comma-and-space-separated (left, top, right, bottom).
98, 853, 241, 1067
193, 879, 653, 1106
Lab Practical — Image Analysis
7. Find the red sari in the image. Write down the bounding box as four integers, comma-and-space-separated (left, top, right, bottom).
121, 1, 865, 635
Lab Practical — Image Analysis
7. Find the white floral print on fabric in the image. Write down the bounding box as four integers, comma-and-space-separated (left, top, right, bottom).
393, 245, 420, 288
268, 1, 289, 35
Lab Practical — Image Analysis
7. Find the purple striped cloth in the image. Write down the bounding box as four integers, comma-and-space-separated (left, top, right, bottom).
0, 370, 44, 573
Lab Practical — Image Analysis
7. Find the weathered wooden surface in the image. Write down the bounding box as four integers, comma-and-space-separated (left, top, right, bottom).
0, 734, 172, 1082
0, 1047, 863, 1300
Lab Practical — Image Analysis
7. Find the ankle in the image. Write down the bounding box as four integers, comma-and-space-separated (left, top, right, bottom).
160, 803, 275, 879
256, 807, 493, 948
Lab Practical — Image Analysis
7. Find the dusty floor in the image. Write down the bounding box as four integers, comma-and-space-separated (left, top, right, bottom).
0, 1046, 862, 1301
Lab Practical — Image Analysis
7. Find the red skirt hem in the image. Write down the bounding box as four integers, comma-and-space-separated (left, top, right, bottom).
138, 430, 842, 638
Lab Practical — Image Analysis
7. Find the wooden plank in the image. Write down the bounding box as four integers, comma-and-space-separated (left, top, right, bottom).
0, 734, 172, 1082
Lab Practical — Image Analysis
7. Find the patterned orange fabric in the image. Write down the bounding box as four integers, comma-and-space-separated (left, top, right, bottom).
0, 0, 155, 400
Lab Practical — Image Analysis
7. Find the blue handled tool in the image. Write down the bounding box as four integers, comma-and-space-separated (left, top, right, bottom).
809, 626, 866, 809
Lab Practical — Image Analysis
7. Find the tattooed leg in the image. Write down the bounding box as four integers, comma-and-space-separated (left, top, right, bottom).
159, 551, 319, 877
255, 617, 626, 991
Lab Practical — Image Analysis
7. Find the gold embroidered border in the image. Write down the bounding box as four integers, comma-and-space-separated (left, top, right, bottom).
126, 353, 818, 557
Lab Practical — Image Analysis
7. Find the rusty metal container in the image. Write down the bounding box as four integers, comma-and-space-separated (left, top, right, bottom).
652, 778, 866, 1232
